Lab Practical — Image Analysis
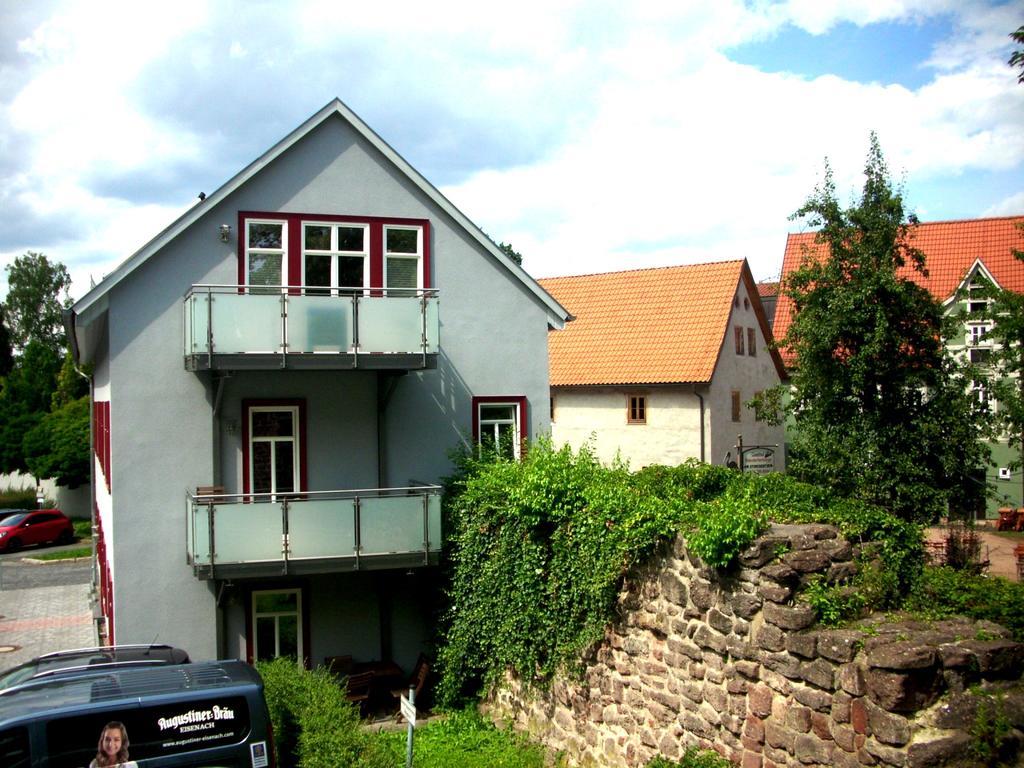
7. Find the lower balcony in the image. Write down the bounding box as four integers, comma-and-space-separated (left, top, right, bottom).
186, 486, 442, 580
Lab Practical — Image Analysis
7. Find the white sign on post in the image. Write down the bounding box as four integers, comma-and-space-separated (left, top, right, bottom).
400, 693, 417, 726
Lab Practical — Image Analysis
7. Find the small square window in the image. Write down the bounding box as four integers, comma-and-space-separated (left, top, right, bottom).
731, 391, 741, 422
628, 395, 646, 424
747, 328, 756, 357
734, 326, 745, 355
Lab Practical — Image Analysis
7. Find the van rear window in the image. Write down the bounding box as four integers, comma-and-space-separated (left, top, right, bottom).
45, 696, 250, 767
0, 726, 30, 768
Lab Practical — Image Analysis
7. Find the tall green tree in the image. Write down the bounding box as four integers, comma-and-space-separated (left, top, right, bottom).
1009, 24, 1024, 84
779, 135, 989, 522
3, 251, 72, 351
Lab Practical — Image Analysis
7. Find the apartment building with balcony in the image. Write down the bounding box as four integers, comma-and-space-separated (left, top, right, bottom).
67, 100, 570, 669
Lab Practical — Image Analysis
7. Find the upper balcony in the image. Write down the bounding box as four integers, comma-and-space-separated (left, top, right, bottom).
183, 285, 439, 371
186, 485, 442, 580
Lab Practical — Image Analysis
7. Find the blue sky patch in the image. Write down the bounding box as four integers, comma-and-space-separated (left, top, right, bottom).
727, 17, 954, 90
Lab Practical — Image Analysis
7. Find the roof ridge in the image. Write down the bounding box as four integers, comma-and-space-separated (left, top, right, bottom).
538, 258, 746, 282
787, 213, 1024, 238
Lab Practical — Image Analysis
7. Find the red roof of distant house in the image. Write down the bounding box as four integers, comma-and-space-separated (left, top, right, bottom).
773, 215, 1024, 367
758, 282, 779, 297
539, 260, 784, 386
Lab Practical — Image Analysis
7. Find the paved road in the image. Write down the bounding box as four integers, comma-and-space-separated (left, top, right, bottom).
0, 553, 95, 672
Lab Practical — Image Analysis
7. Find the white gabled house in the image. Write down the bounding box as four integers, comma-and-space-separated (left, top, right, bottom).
68, 99, 569, 669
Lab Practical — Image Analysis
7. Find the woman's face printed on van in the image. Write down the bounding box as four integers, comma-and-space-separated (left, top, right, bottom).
101, 727, 123, 757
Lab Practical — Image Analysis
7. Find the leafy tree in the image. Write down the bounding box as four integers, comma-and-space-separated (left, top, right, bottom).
778, 134, 989, 522
498, 242, 524, 266
3, 251, 72, 351
23, 395, 90, 488
0, 306, 12, 377
1010, 24, 1024, 84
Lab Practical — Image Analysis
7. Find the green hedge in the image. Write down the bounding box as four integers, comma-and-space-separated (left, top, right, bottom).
905, 566, 1024, 641
437, 443, 923, 706
256, 658, 393, 768
0, 489, 39, 510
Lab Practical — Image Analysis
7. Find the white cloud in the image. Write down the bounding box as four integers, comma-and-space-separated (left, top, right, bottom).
0, 0, 1021, 299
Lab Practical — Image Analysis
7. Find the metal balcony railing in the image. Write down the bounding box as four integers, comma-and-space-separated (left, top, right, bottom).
185, 485, 442, 579
183, 285, 439, 370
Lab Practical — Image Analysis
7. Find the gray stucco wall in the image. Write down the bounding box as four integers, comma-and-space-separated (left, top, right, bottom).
99, 114, 554, 657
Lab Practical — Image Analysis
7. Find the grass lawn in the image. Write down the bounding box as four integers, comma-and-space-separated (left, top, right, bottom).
34, 546, 91, 561
990, 530, 1024, 543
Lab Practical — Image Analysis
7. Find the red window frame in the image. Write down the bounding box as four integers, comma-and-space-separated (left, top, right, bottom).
237, 211, 431, 293
241, 399, 308, 496
472, 395, 528, 458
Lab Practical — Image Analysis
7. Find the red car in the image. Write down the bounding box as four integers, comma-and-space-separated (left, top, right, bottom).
0, 509, 75, 552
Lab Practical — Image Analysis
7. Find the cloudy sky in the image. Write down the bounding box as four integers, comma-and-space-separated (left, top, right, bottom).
1, 0, 1022, 301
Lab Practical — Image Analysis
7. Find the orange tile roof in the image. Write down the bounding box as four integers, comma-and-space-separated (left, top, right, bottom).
758, 282, 779, 297
540, 260, 781, 386
773, 215, 1024, 367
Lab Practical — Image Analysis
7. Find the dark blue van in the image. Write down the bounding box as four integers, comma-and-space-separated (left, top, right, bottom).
0, 660, 274, 767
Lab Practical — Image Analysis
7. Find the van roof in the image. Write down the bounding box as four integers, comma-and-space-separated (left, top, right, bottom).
0, 660, 261, 725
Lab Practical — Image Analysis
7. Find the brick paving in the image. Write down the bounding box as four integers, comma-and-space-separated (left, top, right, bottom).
0, 580, 95, 671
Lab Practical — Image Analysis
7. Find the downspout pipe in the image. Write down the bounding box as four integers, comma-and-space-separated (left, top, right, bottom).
64, 308, 100, 637
696, 385, 704, 462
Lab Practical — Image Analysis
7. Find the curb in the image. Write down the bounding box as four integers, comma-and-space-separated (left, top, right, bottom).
17, 555, 92, 566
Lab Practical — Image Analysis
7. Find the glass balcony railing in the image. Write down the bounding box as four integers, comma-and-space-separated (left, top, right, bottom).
183, 285, 439, 369
186, 486, 442, 578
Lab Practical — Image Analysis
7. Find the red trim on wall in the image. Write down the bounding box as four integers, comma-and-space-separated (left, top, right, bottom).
93, 401, 112, 492
241, 399, 308, 496
471, 395, 528, 450
95, 503, 114, 645
236, 212, 431, 292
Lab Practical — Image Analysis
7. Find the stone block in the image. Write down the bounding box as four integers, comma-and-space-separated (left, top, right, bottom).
739, 535, 790, 568
784, 548, 833, 573
763, 652, 802, 679
729, 694, 748, 717
787, 632, 818, 658
851, 698, 869, 736
864, 699, 910, 747
748, 684, 774, 718
756, 623, 787, 652
959, 639, 1024, 679
811, 712, 833, 741
839, 663, 867, 696
709, 607, 735, 635
801, 658, 837, 690
760, 563, 798, 584
833, 723, 856, 752
735, 660, 760, 680
668, 636, 704, 661
728, 678, 750, 695
693, 624, 728, 654
832, 691, 853, 723
794, 733, 833, 764
818, 630, 862, 663
731, 592, 764, 619
793, 685, 835, 712
741, 751, 763, 768
728, 636, 759, 661
866, 641, 937, 671
764, 602, 817, 631
690, 579, 715, 611
827, 561, 859, 583
622, 635, 650, 657
864, 667, 943, 713
786, 705, 812, 733
905, 733, 970, 768
744, 714, 765, 744
765, 721, 796, 752
863, 738, 907, 766
703, 683, 727, 712
758, 583, 794, 603
659, 570, 689, 606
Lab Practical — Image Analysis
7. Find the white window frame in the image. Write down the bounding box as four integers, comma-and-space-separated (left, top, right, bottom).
245, 219, 288, 291
383, 225, 424, 292
968, 324, 990, 346
477, 400, 522, 460
300, 221, 370, 295
251, 588, 303, 664
248, 405, 300, 499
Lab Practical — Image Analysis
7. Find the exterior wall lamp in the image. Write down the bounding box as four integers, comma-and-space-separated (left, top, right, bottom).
220, 224, 232, 243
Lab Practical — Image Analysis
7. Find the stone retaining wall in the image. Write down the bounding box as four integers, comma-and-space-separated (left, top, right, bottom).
485, 524, 1024, 767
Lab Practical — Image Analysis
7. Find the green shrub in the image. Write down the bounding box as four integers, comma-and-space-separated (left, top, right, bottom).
905, 567, 1024, 640
256, 657, 386, 767
376, 708, 549, 768
0, 488, 38, 510
437, 443, 924, 706
646, 747, 732, 768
